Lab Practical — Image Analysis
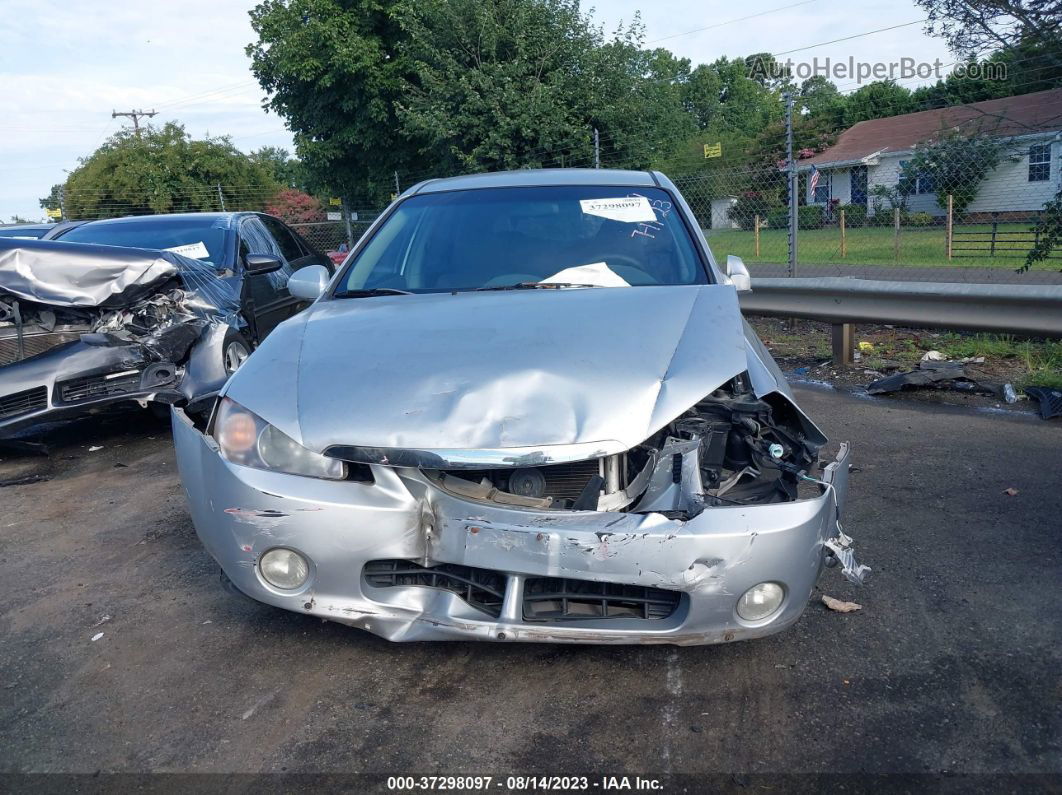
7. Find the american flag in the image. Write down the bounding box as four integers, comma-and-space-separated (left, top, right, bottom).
809, 165, 820, 196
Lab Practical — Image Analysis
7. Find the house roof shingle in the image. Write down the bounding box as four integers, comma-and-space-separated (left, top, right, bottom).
800, 88, 1062, 168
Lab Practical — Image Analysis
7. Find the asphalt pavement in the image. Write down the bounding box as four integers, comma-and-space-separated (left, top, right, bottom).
0, 387, 1059, 788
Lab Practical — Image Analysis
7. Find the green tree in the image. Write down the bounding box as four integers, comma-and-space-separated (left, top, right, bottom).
247, 0, 417, 204
900, 132, 1004, 214
393, 0, 692, 174
58, 123, 279, 220
843, 80, 914, 125
249, 146, 308, 190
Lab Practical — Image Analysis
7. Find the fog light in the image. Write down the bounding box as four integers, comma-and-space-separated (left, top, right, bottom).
736, 582, 784, 621
259, 548, 309, 590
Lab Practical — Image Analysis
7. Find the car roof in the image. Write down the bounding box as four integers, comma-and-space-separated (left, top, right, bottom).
0, 223, 54, 231
410, 168, 659, 195
72, 212, 249, 226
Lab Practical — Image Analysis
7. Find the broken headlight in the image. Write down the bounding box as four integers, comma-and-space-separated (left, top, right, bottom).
213, 397, 346, 480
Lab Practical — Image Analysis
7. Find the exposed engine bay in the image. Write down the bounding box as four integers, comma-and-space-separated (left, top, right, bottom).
0, 289, 208, 370
431, 375, 823, 519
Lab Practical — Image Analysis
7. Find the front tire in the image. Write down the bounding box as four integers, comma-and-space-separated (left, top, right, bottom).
222, 330, 251, 375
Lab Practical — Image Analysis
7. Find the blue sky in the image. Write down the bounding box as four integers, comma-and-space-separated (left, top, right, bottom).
0, 0, 952, 222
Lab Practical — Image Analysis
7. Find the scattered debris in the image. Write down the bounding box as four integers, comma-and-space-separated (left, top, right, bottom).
858, 341, 874, 353
1024, 386, 1062, 420
1003, 487, 1019, 497
0, 473, 50, 488
90, 615, 111, 628
90, 632, 104, 642
867, 360, 1014, 402
88, 446, 104, 452
821, 595, 863, 613
113, 463, 128, 468
921, 350, 945, 362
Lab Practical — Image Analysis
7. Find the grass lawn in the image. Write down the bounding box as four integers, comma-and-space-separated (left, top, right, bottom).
705, 223, 1058, 270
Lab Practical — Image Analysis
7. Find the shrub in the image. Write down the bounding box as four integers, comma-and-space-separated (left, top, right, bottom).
908, 211, 935, 227
798, 204, 825, 229
766, 208, 789, 229
838, 203, 867, 226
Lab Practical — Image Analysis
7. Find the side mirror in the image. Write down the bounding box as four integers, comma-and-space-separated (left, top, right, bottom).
288, 264, 330, 301
725, 255, 752, 293
244, 253, 283, 275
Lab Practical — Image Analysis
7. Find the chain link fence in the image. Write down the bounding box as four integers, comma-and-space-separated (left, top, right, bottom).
35, 87, 1062, 286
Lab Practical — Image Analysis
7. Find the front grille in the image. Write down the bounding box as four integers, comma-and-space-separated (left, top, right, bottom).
363, 559, 505, 617
58, 370, 142, 403
0, 386, 48, 420
523, 577, 680, 622
0, 330, 82, 367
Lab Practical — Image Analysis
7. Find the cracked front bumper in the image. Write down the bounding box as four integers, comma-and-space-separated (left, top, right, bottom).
173, 408, 861, 645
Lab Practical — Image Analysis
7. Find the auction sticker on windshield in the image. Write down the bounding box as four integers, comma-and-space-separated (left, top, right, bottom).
164, 241, 210, 259
579, 196, 656, 223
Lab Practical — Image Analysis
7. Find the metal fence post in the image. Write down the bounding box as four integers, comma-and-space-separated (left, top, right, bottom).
893, 207, 901, 263
342, 199, 354, 249
840, 208, 847, 258
785, 92, 797, 279
946, 194, 953, 260
216, 183, 226, 212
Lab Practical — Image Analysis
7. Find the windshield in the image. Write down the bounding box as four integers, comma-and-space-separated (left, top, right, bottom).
337, 186, 708, 293
57, 218, 230, 265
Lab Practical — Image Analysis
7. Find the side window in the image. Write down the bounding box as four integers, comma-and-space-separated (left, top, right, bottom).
239, 216, 294, 298
261, 216, 305, 262
1029, 143, 1051, 182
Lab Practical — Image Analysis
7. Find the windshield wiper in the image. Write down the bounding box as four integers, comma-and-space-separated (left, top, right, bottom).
474, 281, 600, 292
333, 287, 413, 299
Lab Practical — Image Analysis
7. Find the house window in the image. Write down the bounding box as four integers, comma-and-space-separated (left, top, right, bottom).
899, 160, 934, 194
813, 172, 831, 204
1029, 143, 1051, 182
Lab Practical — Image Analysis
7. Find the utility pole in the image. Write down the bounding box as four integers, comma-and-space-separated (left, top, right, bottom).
784, 92, 798, 279
593, 127, 601, 169
111, 109, 157, 136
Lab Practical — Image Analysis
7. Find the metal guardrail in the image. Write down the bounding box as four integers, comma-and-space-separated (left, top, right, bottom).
739, 277, 1062, 338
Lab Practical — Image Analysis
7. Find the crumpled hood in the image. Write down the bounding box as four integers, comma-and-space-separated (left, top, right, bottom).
0, 237, 183, 307
226, 285, 772, 455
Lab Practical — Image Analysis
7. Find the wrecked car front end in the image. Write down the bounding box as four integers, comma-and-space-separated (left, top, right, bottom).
0, 239, 239, 436
174, 280, 868, 645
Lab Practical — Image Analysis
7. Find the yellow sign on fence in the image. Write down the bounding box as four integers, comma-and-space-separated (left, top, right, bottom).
703, 142, 722, 159
328, 197, 342, 207
45, 207, 62, 220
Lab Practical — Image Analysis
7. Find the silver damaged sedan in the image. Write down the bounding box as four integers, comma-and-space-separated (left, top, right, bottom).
172, 169, 870, 645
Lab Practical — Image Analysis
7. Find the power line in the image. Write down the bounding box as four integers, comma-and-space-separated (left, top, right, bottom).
645, 0, 818, 44
772, 19, 927, 57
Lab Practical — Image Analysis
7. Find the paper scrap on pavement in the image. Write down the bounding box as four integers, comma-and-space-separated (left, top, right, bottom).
822, 595, 862, 613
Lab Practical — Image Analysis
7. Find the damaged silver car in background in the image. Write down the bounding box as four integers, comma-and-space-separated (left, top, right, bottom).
174, 169, 870, 645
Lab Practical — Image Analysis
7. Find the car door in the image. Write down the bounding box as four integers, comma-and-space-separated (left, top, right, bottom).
237, 215, 300, 340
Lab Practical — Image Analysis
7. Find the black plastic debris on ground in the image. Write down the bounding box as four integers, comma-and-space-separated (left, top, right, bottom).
1023, 386, 1062, 420
866, 361, 1011, 401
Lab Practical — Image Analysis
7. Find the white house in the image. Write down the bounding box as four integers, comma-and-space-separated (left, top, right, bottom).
798, 88, 1062, 219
